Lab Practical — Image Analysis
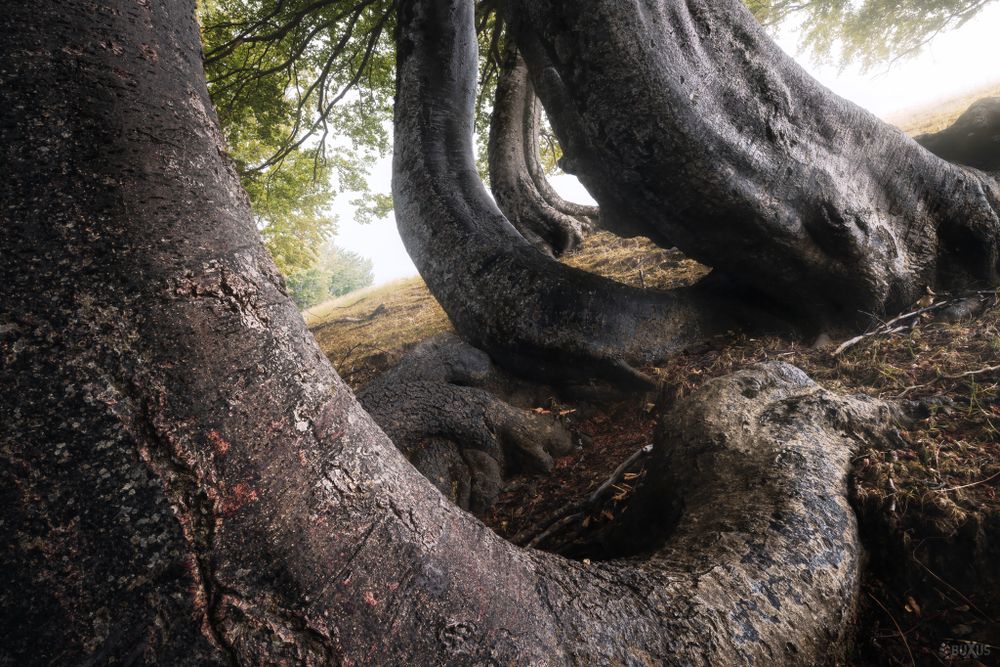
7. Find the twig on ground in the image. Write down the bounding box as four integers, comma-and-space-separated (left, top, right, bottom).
835, 290, 999, 357
896, 363, 1000, 397
928, 469, 1000, 495
867, 592, 915, 667
587, 443, 654, 505
943, 364, 1000, 380
526, 513, 584, 549
513, 441, 653, 548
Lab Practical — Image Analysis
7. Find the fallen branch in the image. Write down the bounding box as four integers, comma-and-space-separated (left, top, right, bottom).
836, 289, 1000, 357
943, 364, 1000, 380
834, 298, 958, 356
526, 512, 584, 549
897, 363, 1000, 397
309, 303, 387, 332
513, 440, 653, 548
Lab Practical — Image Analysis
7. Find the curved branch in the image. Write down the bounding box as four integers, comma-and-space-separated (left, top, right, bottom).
504, 0, 1000, 326
524, 91, 601, 226
487, 47, 591, 255
394, 0, 772, 385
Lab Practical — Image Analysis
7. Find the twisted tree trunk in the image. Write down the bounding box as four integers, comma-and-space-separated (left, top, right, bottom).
4, 0, 914, 664
503, 0, 1000, 326
524, 94, 601, 228
488, 47, 599, 256
394, 0, 773, 385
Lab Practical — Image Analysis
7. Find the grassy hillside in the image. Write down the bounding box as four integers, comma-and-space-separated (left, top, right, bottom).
888, 81, 1000, 136
303, 232, 708, 387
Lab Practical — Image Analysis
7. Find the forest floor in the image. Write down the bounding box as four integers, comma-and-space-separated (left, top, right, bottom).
303, 89, 1000, 666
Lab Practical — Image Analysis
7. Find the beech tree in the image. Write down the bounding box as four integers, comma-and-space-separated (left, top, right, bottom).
2, 1, 997, 666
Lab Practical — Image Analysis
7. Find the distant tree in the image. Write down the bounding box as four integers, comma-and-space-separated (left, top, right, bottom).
322, 245, 375, 296
284, 243, 375, 308
284, 266, 333, 308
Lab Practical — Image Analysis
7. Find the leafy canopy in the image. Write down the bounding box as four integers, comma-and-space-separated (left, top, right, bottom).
748, 0, 996, 71
198, 0, 397, 274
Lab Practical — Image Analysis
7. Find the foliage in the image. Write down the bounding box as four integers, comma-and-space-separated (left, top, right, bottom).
285, 242, 375, 308
322, 244, 375, 296
747, 0, 997, 71
198, 0, 397, 273
286, 267, 333, 308
244, 148, 338, 274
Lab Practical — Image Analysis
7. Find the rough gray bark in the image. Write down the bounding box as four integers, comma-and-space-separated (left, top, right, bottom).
3, 0, 919, 663
916, 97, 1000, 172
503, 0, 1000, 326
525, 95, 601, 228
488, 47, 598, 256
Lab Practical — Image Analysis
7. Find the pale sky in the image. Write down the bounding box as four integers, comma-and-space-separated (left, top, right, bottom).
332, 4, 1000, 285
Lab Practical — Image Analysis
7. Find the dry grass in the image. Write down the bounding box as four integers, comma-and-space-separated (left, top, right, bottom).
887, 80, 1000, 136
563, 231, 709, 290
304, 277, 451, 387
305, 231, 709, 387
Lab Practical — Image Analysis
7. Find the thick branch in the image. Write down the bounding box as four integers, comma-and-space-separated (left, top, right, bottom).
394, 0, 771, 386
523, 91, 601, 226
487, 47, 591, 256
503, 0, 1000, 325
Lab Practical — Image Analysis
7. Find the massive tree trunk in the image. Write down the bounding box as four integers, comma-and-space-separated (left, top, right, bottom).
3, 0, 918, 664
394, 1, 776, 385
488, 47, 599, 256
502, 0, 1000, 326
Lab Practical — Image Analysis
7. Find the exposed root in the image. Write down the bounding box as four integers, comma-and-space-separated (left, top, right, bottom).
359, 334, 574, 513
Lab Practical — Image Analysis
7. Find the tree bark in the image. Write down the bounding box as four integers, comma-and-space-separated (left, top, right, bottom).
503, 0, 1000, 325
524, 93, 601, 229
358, 334, 574, 514
1, 0, 937, 664
394, 0, 775, 385
488, 47, 599, 256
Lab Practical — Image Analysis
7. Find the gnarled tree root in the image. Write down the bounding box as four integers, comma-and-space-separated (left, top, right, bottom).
518, 361, 911, 664
359, 340, 911, 664
916, 96, 1000, 172
359, 335, 573, 513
